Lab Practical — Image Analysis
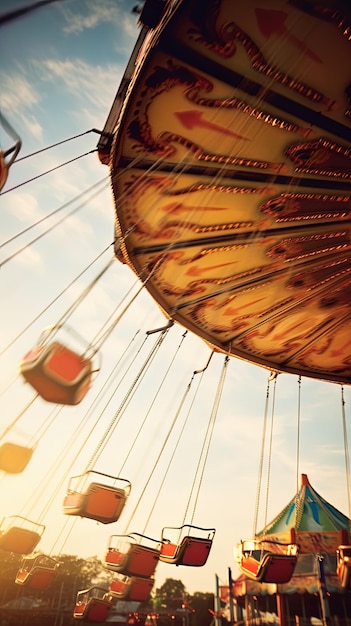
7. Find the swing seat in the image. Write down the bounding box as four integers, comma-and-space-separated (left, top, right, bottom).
74, 587, 111, 622
0, 517, 45, 554
109, 574, 154, 602
15, 555, 60, 589
20, 341, 93, 405
241, 552, 298, 583
104, 533, 160, 577
63, 472, 131, 524
239, 537, 299, 583
0, 442, 34, 473
0, 527, 41, 554
159, 525, 215, 566
336, 545, 351, 589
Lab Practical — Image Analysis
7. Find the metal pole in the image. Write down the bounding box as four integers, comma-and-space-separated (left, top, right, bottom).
316, 554, 331, 626
228, 567, 235, 624
214, 574, 222, 626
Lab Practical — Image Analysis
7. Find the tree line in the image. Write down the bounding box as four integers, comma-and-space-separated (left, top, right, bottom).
0, 551, 219, 626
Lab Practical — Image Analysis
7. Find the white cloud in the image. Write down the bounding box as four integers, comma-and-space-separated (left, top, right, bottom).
0, 72, 39, 111
37, 58, 123, 120
0, 70, 44, 142
4, 190, 41, 223
62, 0, 127, 33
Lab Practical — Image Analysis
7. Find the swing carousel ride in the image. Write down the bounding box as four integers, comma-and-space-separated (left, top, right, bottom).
1, 0, 351, 622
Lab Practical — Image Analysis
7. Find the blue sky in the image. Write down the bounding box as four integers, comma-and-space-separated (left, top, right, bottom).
1, 0, 351, 597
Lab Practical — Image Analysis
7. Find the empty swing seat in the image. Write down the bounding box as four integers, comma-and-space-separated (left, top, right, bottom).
159, 525, 215, 566
239, 538, 299, 583
109, 574, 154, 602
74, 587, 112, 622
104, 532, 160, 577
20, 341, 93, 405
15, 554, 60, 589
336, 545, 351, 589
0, 516, 45, 554
63, 471, 131, 524
0, 442, 34, 474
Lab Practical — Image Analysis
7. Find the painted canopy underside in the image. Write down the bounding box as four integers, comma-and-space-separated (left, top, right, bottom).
109, 0, 351, 384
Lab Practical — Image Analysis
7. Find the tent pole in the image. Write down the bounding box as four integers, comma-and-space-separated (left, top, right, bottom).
276, 587, 288, 626
228, 567, 235, 624
245, 593, 250, 626
214, 574, 222, 626
316, 555, 331, 626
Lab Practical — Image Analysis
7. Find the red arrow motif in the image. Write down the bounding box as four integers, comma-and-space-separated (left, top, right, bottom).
225, 296, 266, 315
163, 202, 228, 215
175, 110, 249, 140
255, 8, 322, 64
186, 261, 238, 277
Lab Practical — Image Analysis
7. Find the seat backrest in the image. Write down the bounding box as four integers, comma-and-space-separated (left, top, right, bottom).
124, 544, 159, 577
44, 343, 92, 384
127, 577, 154, 602
0, 527, 41, 554
0, 443, 33, 474
178, 536, 212, 566
260, 554, 297, 584
84, 483, 126, 523
85, 598, 110, 623
27, 568, 57, 590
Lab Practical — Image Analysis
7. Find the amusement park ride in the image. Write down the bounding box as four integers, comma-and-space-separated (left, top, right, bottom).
1, 0, 351, 623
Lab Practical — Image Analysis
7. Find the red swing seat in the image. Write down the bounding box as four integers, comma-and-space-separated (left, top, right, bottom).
159, 524, 215, 566
104, 532, 160, 576
0, 442, 34, 474
74, 587, 112, 622
109, 574, 154, 602
0, 516, 45, 554
20, 340, 93, 405
336, 545, 351, 589
239, 537, 299, 583
15, 554, 60, 589
63, 471, 131, 524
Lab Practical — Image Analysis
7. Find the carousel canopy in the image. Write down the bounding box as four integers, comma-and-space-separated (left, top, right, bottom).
99, 0, 351, 386
258, 473, 350, 553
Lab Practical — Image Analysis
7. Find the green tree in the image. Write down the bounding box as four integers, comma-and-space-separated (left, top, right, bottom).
0, 551, 22, 605
190, 592, 214, 626
154, 578, 187, 611
52, 553, 111, 609
0, 550, 110, 624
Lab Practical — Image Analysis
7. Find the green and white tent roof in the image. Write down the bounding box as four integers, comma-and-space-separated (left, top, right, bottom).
258, 474, 350, 553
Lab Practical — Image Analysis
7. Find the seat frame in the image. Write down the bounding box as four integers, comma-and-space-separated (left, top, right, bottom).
63, 471, 131, 524
104, 532, 160, 576
239, 536, 299, 583
159, 524, 215, 566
